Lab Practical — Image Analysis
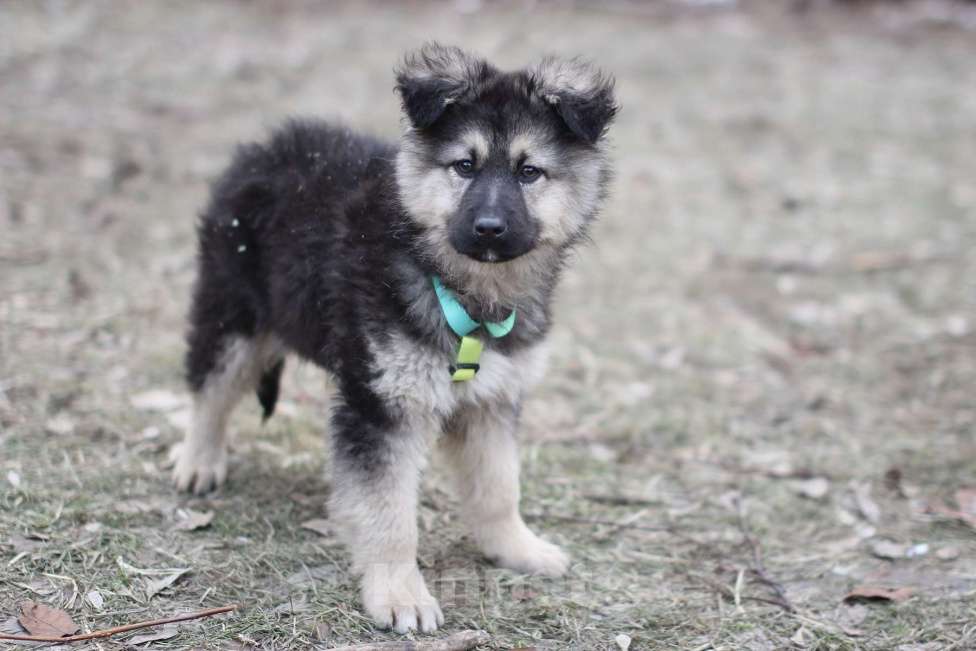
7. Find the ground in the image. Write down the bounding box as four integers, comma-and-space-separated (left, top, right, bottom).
1, 1, 975, 649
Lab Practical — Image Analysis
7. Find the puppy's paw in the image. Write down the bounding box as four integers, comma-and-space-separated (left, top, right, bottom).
169, 442, 227, 495
361, 563, 444, 633
480, 523, 570, 577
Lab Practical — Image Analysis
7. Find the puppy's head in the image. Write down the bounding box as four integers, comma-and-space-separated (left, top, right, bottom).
394, 44, 617, 268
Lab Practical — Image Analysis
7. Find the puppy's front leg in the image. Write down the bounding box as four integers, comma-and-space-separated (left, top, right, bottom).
442, 402, 569, 577
328, 404, 443, 633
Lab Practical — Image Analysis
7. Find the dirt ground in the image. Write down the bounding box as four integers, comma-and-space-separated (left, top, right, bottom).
2, 1, 975, 649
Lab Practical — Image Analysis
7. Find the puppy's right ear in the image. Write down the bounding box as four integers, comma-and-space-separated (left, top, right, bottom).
395, 43, 492, 130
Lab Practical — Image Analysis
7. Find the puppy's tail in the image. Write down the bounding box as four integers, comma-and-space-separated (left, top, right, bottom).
257, 359, 285, 422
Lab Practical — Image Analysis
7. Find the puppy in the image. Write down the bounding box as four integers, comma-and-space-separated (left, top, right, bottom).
170, 43, 616, 633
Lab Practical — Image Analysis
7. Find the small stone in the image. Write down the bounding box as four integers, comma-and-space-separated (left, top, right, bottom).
946, 315, 969, 337
936, 546, 960, 561
614, 633, 632, 651
86, 590, 104, 610
45, 414, 75, 435
869, 538, 907, 560
793, 477, 830, 500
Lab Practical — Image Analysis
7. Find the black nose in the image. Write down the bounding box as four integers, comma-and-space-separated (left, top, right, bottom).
473, 214, 508, 238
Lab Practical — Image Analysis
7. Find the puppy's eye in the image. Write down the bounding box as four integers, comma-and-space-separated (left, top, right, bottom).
517, 164, 543, 183
452, 160, 475, 177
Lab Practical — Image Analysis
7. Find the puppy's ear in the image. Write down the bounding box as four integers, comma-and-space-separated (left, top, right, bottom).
395, 43, 493, 130
532, 57, 618, 145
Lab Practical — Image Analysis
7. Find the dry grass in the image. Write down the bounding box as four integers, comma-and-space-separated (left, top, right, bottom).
2, 1, 975, 649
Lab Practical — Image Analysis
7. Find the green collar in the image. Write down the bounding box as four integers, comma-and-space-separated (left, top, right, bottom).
432, 276, 516, 338
432, 276, 516, 382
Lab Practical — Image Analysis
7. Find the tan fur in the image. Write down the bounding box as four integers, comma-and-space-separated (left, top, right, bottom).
532, 56, 608, 101
440, 405, 569, 577
396, 126, 608, 308
368, 330, 549, 416
171, 336, 282, 494
448, 129, 490, 165
397, 43, 486, 86
367, 330, 563, 592
511, 129, 607, 246
329, 430, 443, 633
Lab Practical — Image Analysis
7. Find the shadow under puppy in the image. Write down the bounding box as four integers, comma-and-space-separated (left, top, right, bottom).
170, 43, 617, 633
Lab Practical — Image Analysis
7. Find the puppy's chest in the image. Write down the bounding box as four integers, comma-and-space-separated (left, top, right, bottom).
369, 332, 547, 424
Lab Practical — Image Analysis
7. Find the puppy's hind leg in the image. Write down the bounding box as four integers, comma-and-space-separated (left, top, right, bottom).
171, 335, 277, 494
441, 403, 570, 577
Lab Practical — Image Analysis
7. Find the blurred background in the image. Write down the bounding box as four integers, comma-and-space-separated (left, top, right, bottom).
1, 1, 975, 649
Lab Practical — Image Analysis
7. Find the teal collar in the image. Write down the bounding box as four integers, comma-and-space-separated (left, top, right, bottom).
432, 276, 516, 338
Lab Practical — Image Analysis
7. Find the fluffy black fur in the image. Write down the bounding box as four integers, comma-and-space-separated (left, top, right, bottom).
185, 47, 616, 472
179, 44, 616, 632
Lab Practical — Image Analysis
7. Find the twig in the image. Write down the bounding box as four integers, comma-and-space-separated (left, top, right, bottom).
582, 493, 661, 507
734, 498, 795, 613
328, 629, 490, 651
0, 604, 238, 643
684, 571, 795, 611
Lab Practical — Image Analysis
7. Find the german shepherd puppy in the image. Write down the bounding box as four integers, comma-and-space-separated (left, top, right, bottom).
170, 44, 616, 633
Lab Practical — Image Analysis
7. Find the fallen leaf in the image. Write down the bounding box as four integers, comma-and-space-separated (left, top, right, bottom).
12, 578, 58, 596
18, 601, 79, 638
129, 623, 180, 645
173, 509, 214, 532
793, 477, 830, 500
300, 519, 333, 538
852, 482, 882, 524
843, 586, 913, 603
116, 557, 189, 577
130, 389, 187, 412
86, 590, 104, 610
143, 569, 188, 600
868, 539, 908, 560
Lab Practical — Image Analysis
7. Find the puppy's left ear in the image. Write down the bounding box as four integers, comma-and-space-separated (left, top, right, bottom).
395, 43, 494, 130
532, 57, 619, 145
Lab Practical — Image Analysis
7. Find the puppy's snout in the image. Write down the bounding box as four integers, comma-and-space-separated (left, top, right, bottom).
473, 214, 508, 238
